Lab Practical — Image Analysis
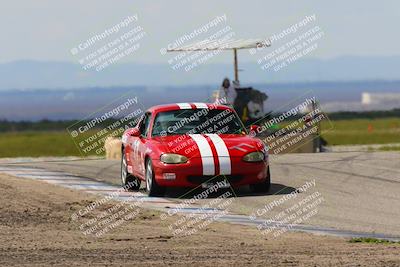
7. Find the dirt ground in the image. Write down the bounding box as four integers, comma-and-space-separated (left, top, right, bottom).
0, 174, 399, 267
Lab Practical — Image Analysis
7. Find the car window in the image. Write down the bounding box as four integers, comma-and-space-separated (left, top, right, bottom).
152, 109, 245, 136
141, 113, 151, 137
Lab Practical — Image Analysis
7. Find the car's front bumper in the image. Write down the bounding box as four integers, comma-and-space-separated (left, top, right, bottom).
152, 157, 268, 188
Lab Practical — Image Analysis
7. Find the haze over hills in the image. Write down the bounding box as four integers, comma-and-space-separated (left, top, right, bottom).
0, 81, 399, 121
1, 56, 400, 89
0, 56, 399, 121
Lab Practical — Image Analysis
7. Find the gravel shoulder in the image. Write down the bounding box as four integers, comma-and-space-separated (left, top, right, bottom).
1, 173, 400, 266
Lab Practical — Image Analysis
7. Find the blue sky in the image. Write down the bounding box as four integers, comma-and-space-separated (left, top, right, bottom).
1, 0, 399, 64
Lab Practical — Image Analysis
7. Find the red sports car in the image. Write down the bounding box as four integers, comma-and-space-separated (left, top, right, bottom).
121, 102, 270, 196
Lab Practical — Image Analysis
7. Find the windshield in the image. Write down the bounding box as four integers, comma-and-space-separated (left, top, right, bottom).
152, 108, 245, 136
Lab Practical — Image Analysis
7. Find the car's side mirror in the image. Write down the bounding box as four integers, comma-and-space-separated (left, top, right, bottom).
249, 125, 259, 132
249, 125, 260, 137
129, 128, 141, 137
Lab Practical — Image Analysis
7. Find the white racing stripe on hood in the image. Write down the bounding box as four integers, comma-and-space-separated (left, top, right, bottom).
176, 103, 192, 109
206, 134, 231, 175
189, 134, 215, 175
193, 102, 208, 109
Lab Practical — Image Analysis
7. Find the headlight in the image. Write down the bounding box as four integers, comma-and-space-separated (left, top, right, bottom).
243, 151, 264, 162
160, 153, 188, 164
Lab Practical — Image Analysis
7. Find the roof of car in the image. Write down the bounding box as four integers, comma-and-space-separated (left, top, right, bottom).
147, 103, 232, 113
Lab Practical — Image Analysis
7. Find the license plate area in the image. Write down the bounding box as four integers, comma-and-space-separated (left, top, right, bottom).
201, 180, 230, 189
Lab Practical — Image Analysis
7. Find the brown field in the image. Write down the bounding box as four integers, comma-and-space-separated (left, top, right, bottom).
1, 173, 399, 266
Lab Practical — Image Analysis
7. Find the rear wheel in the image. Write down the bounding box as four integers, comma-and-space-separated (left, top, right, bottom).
250, 166, 271, 193
121, 151, 140, 191
145, 159, 165, 197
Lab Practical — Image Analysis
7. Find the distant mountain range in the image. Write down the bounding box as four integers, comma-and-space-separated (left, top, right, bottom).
1, 56, 399, 120
1, 56, 400, 90
1, 81, 399, 121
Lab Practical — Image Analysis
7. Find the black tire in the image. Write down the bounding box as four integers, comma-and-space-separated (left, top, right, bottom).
250, 166, 271, 193
121, 151, 140, 191
145, 158, 165, 197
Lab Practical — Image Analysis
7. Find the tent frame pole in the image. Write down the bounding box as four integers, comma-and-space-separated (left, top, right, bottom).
234, 48, 239, 82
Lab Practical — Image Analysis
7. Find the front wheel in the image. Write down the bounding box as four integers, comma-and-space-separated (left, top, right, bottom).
250, 166, 271, 193
145, 159, 165, 197
121, 151, 140, 191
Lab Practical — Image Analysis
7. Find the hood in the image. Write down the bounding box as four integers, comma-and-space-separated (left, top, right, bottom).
151, 134, 265, 158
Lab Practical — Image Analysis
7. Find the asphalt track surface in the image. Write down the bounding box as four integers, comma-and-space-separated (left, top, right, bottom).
1, 151, 399, 239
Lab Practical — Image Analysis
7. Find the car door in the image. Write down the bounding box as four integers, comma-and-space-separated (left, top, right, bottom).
126, 116, 142, 178
133, 112, 152, 179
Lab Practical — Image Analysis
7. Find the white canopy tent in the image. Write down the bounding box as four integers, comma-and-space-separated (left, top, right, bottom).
167, 38, 270, 82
